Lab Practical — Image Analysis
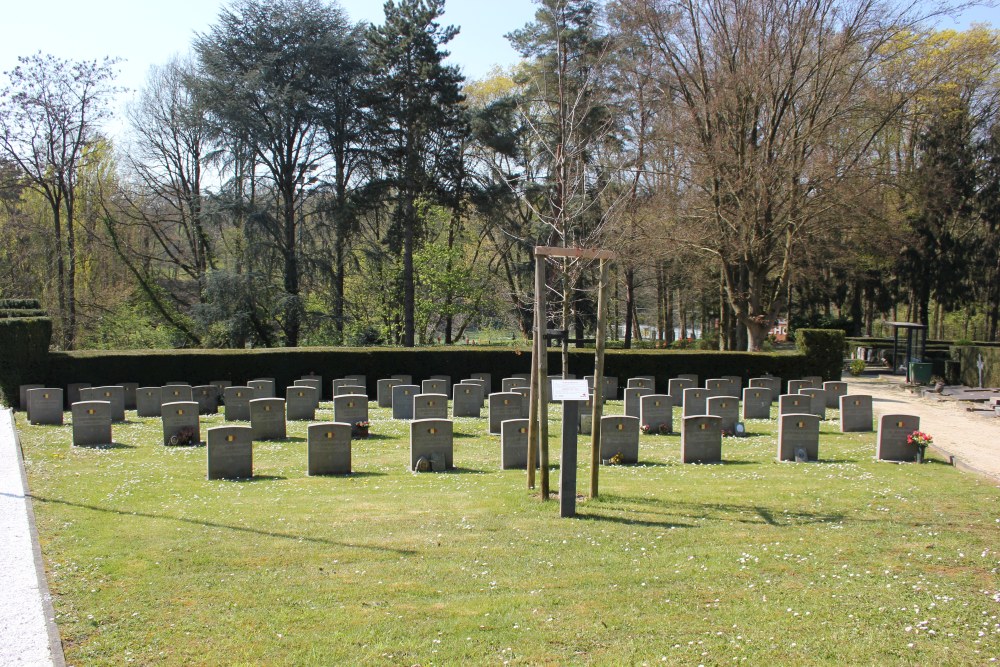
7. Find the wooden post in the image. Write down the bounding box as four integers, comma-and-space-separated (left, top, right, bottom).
526, 265, 539, 490
590, 258, 608, 498
536, 254, 550, 499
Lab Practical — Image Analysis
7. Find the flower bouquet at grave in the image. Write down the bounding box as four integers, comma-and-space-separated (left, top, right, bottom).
641, 423, 652, 434
907, 430, 933, 463
169, 426, 197, 446
658, 423, 671, 435
352, 420, 370, 439
720, 427, 735, 438
607, 451, 625, 465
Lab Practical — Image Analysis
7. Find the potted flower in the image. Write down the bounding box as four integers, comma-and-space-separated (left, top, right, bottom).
352, 420, 370, 439
907, 430, 933, 463
929, 376, 946, 393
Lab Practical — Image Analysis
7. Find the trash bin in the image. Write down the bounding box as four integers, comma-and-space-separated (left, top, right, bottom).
908, 362, 932, 385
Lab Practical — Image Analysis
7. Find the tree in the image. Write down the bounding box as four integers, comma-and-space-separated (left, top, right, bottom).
0, 53, 119, 348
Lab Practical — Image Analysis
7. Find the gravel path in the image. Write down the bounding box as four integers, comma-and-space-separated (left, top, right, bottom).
847, 376, 1000, 484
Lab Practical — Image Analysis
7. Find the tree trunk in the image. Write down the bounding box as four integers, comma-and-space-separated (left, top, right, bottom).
623, 266, 635, 349
65, 196, 77, 349
282, 190, 300, 347
402, 196, 416, 348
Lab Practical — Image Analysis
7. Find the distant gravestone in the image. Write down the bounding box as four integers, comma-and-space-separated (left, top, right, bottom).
117, 382, 139, 410
779, 393, 810, 416
136, 387, 162, 418
585, 376, 617, 401
331, 378, 355, 396
430, 375, 452, 398
223, 386, 255, 421
501, 377, 529, 392
82, 386, 125, 422
749, 377, 781, 401
578, 396, 594, 435
161, 401, 200, 446
390, 374, 413, 385
333, 394, 368, 429
161, 384, 193, 404
600, 416, 640, 464
335, 384, 365, 397
721, 376, 742, 394
877, 414, 921, 461
677, 373, 699, 386
452, 383, 482, 418
777, 414, 820, 461
488, 392, 523, 434
640, 394, 673, 434
413, 393, 448, 421
460, 379, 488, 406
500, 418, 531, 469
801, 376, 823, 389
248, 379, 275, 398
624, 387, 652, 419
27, 388, 63, 425
668, 378, 694, 407
65, 383, 90, 409
377, 379, 401, 408
470, 373, 492, 394
307, 423, 351, 476
344, 374, 367, 389
705, 378, 729, 397
209, 380, 233, 396
286, 385, 318, 421
422, 378, 448, 397
192, 385, 219, 415
206, 425, 253, 480
511, 386, 531, 418
682, 387, 710, 417
798, 388, 827, 419
839, 394, 873, 432
823, 382, 848, 409
787, 380, 811, 394
249, 398, 286, 440
681, 415, 722, 463
18, 384, 43, 411
71, 401, 112, 446
707, 395, 739, 433
392, 385, 420, 420
742, 387, 772, 420
410, 418, 454, 471
293, 379, 321, 407
627, 377, 654, 391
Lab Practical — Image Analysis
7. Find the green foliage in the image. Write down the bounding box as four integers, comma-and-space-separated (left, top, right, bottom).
0, 316, 52, 406
0, 298, 41, 309
849, 358, 867, 377
77, 301, 182, 350
795, 328, 847, 381
0, 308, 46, 318
950, 345, 1000, 387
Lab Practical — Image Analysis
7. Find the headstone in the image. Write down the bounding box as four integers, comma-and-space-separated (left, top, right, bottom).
578, 396, 594, 435
410, 418, 454, 471
501, 377, 529, 392
206, 425, 253, 480
668, 378, 694, 407
721, 376, 742, 394
584, 376, 617, 400
335, 384, 365, 397
639, 394, 673, 434
331, 378, 355, 396
209, 380, 233, 396
779, 393, 812, 416
392, 385, 420, 420
599, 416, 640, 464
161, 384, 193, 403
81, 386, 125, 422
344, 375, 367, 395
18, 384, 43, 411
801, 376, 823, 389
742, 387, 772, 420
286, 385, 318, 421
749, 376, 781, 401
823, 381, 848, 409
192, 385, 219, 415
705, 378, 729, 397
627, 377, 654, 391
248, 379, 275, 398
488, 392, 523, 434
452, 383, 482, 418
161, 401, 201, 446
501, 418, 531, 470
307, 423, 351, 476
677, 373, 699, 385
27, 388, 63, 425
460, 379, 488, 405
511, 386, 531, 417
777, 414, 820, 461
624, 387, 653, 419
876, 414, 921, 461
136, 387, 162, 417
422, 378, 449, 397
377, 378, 401, 408
71, 401, 112, 446
430, 375, 452, 398
787, 379, 811, 394
65, 383, 91, 409
223, 386, 255, 421
333, 394, 368, 429
470, 373, 492, 394
681, 415, 722, 463
707, 395, 739, 433
798, 388, 827, 419
413, 393, 448, 420
682, 387, 710, 417
390, 374, 413, 385
249, 398, 286, 440
293, 379, 321, 407
839, 394, 873, 432
116, 382, 139, 410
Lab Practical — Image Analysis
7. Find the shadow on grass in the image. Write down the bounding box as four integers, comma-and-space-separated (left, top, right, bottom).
308, 471, 387, 479
73, 442, 136, 450
30, 494, 417, 555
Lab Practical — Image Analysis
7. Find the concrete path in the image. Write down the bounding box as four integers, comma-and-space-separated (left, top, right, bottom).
0, 409, 64, 666
846, 375, 1000, 484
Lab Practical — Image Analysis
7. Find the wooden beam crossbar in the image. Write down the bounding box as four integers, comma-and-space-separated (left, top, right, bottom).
534, 246, 615, 260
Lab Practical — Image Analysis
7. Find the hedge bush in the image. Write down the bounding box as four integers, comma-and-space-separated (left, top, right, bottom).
0, 298, 42, 310
0, 308, 47, 319
795, 328, 846, 381
951, 346, 1000, 388
0, 317, 53, 407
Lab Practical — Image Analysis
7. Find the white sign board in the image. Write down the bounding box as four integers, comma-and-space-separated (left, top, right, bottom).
551, 380, 590, 402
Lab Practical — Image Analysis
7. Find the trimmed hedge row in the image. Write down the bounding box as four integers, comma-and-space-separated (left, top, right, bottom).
951, 346, 1000, 388
0, 308, 47, 319
796, 328, 846, 382
0, 298, 42, 310
0, 317, 53, 407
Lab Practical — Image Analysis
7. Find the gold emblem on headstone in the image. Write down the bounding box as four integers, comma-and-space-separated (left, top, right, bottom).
226, 435, 235, 442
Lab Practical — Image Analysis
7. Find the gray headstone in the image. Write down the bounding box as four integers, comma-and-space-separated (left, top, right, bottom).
823, 382, 848, 409
71, 401, 112, 446
460, 379, 488, 406
677, 373, 699, 385
136, 387, 162, 417
707, 395, 739, 433
777, 413, 820, 461
801, 376, 823, 389
430, 375, 452, 398
489, 392, 523, 434
749, 377, 781, 401
705, 379, 729, 397
681, 415, 722, 463
452, 383, 483, 418
627, 377, 654, 391
877, 414, 921, 461
839, 394, 873, 432
390, 374, 413, 385
333, 394, 368, 429
410, 418, 454, 471
787, 379, 811, 394
421, 378, 449, 397
682, 387, 710, 417
578, 397, 594, 435
502, 377, 529, 392
501, 418, 531, 469
81, 386, 125, 422
778, 393, 810, 416
192, 385, 219, 415
668, 378, 694, 407
377, 379, 401, 408
249, 398, 286, 440
584, 376, 616, 401
27, 388, 63, 425
248, 379, 275, 398
307, 422, 351, 476
798, 388, 827, 419
335, 384, 365, 397
65, 383, 91, 409
116, 382, 139, 410
639, 394, 673, 434
413, 393, 448, 420
19, 384, 43, 411
510, 386, 531, 418
206, 425, 253, 480
392, 385, 420, 420
286, 385, 318, 421
161, 384, 193, 404
331, 378, 355, 396
470, 373, 492, 394
223, 386, 255, 421
624, 387, 653, 419
209, 380, 233, 396
162, 401, 201, 446
344, 375, 367, 394
721, 376, 742, 394
600, 416, 640, 464
742, 387, 772, 420
293, 379, 321, 406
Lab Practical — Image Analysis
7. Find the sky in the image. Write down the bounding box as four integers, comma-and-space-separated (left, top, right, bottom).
1, 0, 996, 139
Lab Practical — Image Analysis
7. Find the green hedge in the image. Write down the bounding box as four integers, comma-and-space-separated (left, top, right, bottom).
0, 317, 53, 407
0, 308, 47, 319
796, 328, 846, 381
0, 298, 42, 310
951, 346, 1000, 388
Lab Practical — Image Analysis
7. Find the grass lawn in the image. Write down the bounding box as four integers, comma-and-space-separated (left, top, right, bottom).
16, 400, 1000, 666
